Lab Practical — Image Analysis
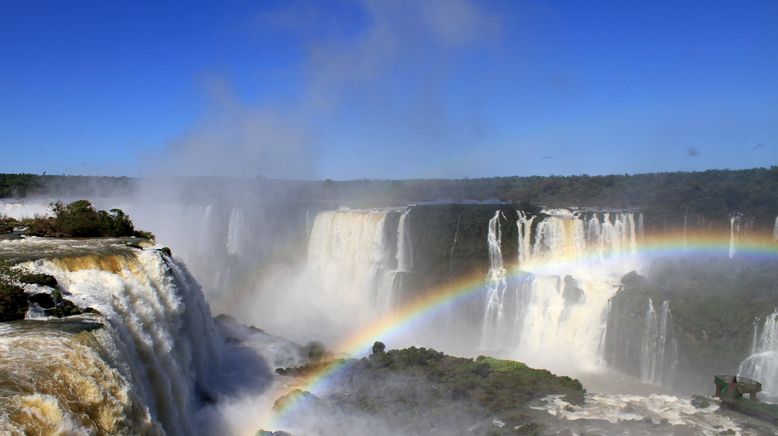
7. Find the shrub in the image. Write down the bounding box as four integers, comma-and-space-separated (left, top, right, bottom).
27, 200, 153, 238
372, 341, 386, 354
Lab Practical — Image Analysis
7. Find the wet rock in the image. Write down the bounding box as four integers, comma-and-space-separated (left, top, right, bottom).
562, 275, 585, 304
44, 298, 99, 317
18, 273, 57, 288
691, 395, 711, 409
562, 390, 585, 406
0, 281, 28, 321
620, 270, 646, 286
28, 292, 55, 308
303, 341, 328, 361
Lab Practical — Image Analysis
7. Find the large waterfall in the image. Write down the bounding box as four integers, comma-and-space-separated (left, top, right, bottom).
640, 299, 677, 385
1, 200, 52, 219
480, 211, 509, 350
480, 209, 640, 374
307, 209, 396, 313
226, 206, 249, 256
738, 311, 778, 399
306, 208, 414, 313
256, 207, 415, 343
0, 240, 224, 435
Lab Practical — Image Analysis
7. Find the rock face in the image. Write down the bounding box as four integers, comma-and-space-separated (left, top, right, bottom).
604, 256, 778, 393
0, 266, 98, 320
0, 280, 27, 322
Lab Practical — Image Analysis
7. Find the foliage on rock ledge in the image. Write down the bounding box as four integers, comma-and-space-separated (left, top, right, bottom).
24, 200, 153, 238
273, 342, 584, 435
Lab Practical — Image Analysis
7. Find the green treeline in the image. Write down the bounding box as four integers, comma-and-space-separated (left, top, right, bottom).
3, 167, 778, 227
0, 174, 134, 198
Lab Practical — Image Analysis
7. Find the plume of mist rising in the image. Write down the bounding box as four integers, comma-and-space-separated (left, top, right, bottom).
118, 0, 504, 335
154, 0, 499, 180
157, 79, 314, 179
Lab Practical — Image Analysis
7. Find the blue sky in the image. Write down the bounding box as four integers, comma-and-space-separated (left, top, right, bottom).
1, 0, 776, 179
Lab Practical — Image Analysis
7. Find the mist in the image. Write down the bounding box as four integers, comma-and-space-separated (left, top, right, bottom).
3, 0, 778, 434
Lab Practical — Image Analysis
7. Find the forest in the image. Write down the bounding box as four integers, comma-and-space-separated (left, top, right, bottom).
2, 167, 778, 229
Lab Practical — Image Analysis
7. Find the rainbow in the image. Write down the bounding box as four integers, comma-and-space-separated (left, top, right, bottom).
255, 230, 778, 430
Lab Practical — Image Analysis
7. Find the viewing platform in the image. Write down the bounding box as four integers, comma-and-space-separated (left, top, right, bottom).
714, 375, 778, 424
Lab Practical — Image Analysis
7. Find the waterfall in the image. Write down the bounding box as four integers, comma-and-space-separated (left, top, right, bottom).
396, 208, 413, 272
773, 216, 778, 241
640, 299, 677, 385
738, 311, 778, 399
306, 208, 412, 318
682, 213, 688, 252
308, 209, 392, 310
480, 211, 508, 350
0, 200, 53, 219
2, 243, 224, 435
226, 207, 248, 256
729, 215, 741, 258
447, 212, 462, 277
482, 209, 640, 374
516, 210, 535, 266
637, 213, 645, 241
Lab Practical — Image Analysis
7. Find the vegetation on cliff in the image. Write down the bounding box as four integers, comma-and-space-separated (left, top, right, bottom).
1, 200, 153, 239
606, 257, 778, 392
272, 342, 583, 435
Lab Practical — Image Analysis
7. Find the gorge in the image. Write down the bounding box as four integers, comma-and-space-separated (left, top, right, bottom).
1, 173, 778, 434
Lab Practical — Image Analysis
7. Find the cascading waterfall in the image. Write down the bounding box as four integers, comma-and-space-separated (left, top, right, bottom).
306, 208, 411, 317
0, 323, 162, 435
226, 207, 248, 256
637, 213, 645, 242
0, 200, 52, 219
729, 214, 741, 258
396, 208, 413, 272
482, 209, 640, 374
388, 207, 414, 308
516, 210, 535, 265
480, 211, 508, 350
738, 311, 778, 399
640, 299, 677, 385
2, 244, 224, 435
773, 216, 778, 241
447, 212, 462, 277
